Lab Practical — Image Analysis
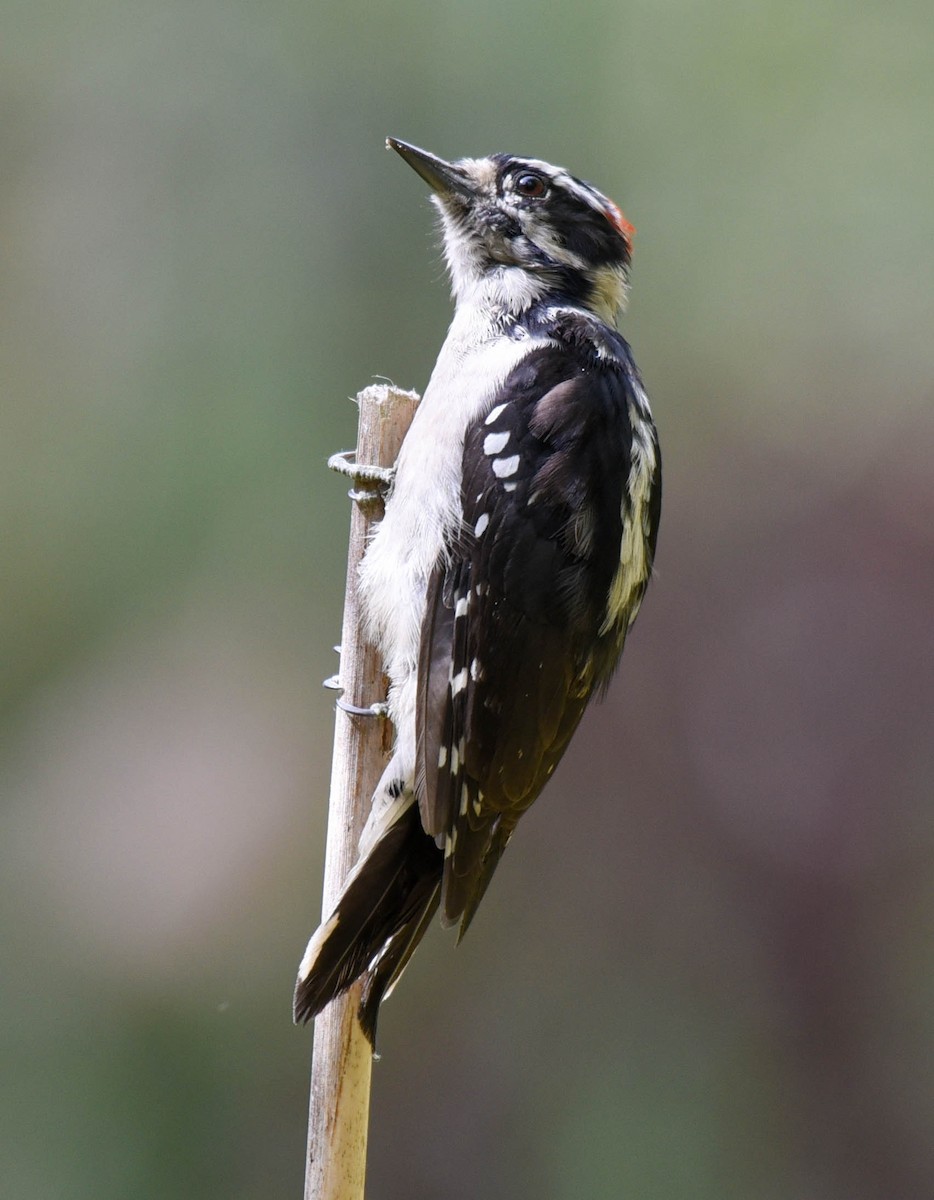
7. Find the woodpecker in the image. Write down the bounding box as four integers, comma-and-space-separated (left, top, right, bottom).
294, 138, 661, 1043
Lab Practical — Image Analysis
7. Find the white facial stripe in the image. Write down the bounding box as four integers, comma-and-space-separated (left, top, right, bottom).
555, 171, 609, 214
524, 215, 587, 270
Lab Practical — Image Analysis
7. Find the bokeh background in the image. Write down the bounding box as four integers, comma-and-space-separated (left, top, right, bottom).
3, 2, 933, 1197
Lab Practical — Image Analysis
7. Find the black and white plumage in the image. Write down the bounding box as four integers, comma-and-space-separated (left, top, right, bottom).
294, 139, 661, 1044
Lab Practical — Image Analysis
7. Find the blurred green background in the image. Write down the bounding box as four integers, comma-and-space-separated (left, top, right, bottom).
3, 1, 933, 1197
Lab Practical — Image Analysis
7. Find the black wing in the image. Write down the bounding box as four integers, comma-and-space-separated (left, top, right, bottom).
415, 331, 660, 935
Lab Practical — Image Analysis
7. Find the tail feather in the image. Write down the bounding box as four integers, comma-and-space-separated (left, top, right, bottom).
293, 802, 442, 1043
358, 874, 440, 1044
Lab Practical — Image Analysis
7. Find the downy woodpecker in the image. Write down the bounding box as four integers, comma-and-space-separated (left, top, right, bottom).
294, 139, 661, 1043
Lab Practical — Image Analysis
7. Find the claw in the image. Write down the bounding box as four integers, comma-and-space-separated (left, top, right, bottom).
328, 451, 395, 486
336, 697, 390, 718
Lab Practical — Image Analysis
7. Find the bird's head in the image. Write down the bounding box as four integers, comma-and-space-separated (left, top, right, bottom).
387, 138, 634, 323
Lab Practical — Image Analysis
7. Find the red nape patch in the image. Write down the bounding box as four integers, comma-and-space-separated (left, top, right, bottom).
604, 199, 635, 245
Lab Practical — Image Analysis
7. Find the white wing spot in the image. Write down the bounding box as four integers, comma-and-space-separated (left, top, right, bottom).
492, 455, 520, 479
455, 594, 469, 619
485, 403, 508, 426
450, 744, 460, 775
483, 431, 510, 456
438, 745, 448, 768
503, 481, 517, 492
452, 667, 468, 695
470, 657, 481, 681
474, 512, 490, 536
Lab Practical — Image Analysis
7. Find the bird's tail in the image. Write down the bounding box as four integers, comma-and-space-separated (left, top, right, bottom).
293, 801, 441, 1046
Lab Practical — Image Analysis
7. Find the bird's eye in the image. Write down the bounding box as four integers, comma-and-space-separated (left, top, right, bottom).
514, 172, 547, 199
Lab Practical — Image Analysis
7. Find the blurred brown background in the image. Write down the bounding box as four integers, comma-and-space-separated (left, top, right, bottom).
2, 2, 933, 1197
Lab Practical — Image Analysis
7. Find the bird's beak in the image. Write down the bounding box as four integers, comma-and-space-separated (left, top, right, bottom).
386, 137, 475, 201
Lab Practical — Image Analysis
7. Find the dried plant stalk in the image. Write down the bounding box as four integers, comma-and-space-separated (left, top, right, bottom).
303, 384, 419, 1200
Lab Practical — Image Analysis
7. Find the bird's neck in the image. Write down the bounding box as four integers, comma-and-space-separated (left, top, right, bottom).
452, 266, 550, 317
452, 264, 626, 329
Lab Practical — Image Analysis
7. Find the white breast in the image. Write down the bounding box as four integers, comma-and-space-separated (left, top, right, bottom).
359, 304, 549, 702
